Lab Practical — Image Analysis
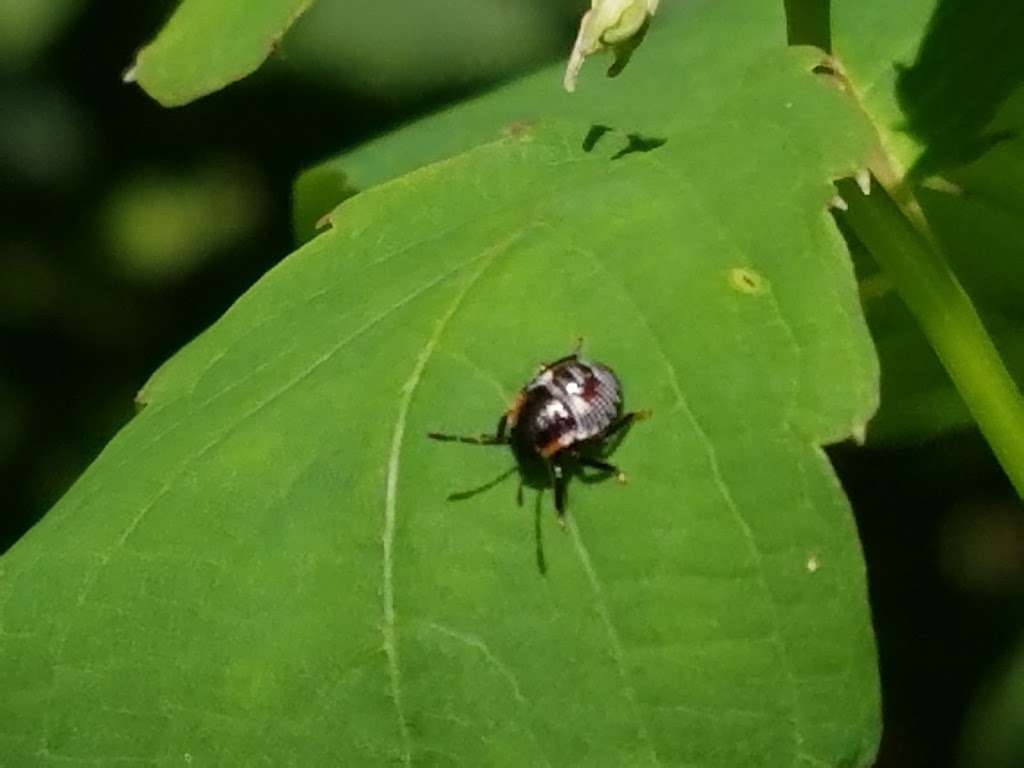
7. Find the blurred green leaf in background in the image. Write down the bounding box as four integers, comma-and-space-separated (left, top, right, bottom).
131, 0, 315, 106
0, 0, 84, 71
100, 162, 266, 284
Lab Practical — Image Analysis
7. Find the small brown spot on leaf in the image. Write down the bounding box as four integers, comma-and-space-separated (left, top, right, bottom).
729, 267, 768, 296
501, 120, 535, 138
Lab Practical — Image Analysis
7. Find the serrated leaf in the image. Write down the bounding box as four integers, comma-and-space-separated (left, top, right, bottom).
132, 0, 314, 106
296, 0, 817, 239
831, 1, 1024, 442
2, 1, 881, 764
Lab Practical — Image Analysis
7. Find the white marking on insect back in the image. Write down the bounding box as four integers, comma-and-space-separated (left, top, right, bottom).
565, 361, 622, 440
541, 399, 571, 422
523, 357, 623, 450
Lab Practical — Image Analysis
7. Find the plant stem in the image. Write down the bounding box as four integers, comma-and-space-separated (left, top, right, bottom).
837, 178, 1024, 498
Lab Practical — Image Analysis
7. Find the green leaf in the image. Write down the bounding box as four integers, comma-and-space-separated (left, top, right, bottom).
132, 0, 314, 106
959, 639, 1024, 768
295, 0, 843, 239
99, 163, 266, 284
830, 1, 1024, 445
0, 0, 83, 70
280, 0, 580, 102
2, 1, 881, 764
833, 0, 1024, 180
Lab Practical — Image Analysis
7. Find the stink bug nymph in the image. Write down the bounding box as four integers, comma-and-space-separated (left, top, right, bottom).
428, 345, 648, 523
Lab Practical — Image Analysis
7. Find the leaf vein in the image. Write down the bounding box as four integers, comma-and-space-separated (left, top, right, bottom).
567, 518, 663, 767
572, 244, 804, 764
418, 621, 528, 704
381, 232, 524, 765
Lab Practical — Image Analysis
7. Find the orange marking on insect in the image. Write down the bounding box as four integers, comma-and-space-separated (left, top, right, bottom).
506, 391, 526, 427
540, 437, 565, 458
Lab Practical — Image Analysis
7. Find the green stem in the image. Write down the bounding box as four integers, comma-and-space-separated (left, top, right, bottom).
838, 178, 1024, 498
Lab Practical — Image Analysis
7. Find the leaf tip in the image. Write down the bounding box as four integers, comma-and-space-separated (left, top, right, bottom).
855, 168, 872, 196
315, 211, 336, 233
920, 175, 964, 196
828, 193, 849, 212
133, 386, 151, 413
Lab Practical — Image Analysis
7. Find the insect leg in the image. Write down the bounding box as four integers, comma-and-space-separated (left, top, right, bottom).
577, 454, 628, 483
603, 409, 652, 440
447, 465, 519, 501
427, 432, 507, 445
539, 339, 584, 372
428, 410, 513, 445
549, 459, 568, 526
577, 455, 618, 473
542, 352, 579, 371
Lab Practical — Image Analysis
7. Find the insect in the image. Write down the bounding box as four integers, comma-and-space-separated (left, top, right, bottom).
428, 345, 648, 524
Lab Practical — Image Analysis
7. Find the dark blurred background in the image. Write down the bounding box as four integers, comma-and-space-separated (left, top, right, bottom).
1, 2, 1021, 767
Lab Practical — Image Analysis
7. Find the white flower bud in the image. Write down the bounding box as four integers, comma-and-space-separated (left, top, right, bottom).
564, 0, 660, 92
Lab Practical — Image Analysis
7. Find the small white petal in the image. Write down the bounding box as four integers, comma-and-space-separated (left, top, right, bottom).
563, 0, 657, 93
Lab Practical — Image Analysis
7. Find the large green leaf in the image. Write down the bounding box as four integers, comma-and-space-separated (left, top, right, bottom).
132, 0, 315, 106
831, 0, 1024, 443
295, 0, 842, 238
1, 1, 881, 764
